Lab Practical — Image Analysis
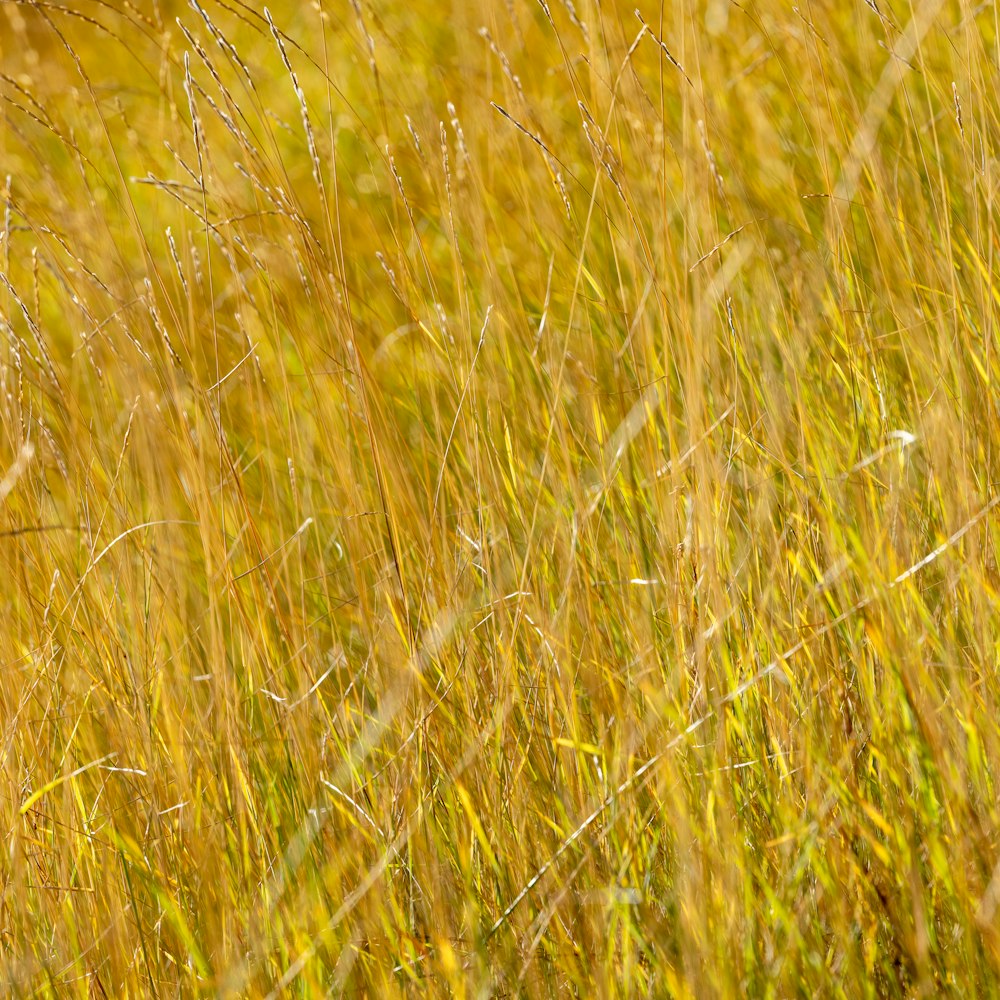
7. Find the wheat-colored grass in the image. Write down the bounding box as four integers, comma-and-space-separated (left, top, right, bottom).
1, 0, 1000, 995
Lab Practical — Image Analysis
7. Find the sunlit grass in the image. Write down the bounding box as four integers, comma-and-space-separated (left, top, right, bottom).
1, 0, 1000, 994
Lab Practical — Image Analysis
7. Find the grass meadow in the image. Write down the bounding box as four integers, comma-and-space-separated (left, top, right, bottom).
2, 0, 1000, 994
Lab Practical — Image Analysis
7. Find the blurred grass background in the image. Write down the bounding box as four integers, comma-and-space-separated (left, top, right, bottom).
2, 0, 1000, 994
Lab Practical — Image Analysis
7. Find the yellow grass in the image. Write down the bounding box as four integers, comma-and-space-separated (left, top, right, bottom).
2, 0, 1000, 994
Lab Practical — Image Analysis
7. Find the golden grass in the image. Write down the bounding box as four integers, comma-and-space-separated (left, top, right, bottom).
1, 0, 1000, 994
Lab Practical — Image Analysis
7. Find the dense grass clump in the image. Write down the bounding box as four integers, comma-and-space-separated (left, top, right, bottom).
2, 0, 1000, 994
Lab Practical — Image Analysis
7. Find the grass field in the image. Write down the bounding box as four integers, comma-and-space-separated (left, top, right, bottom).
2, 0, 1000, 994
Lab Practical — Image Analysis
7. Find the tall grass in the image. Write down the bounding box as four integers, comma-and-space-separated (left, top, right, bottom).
1, 0, 1000, 994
